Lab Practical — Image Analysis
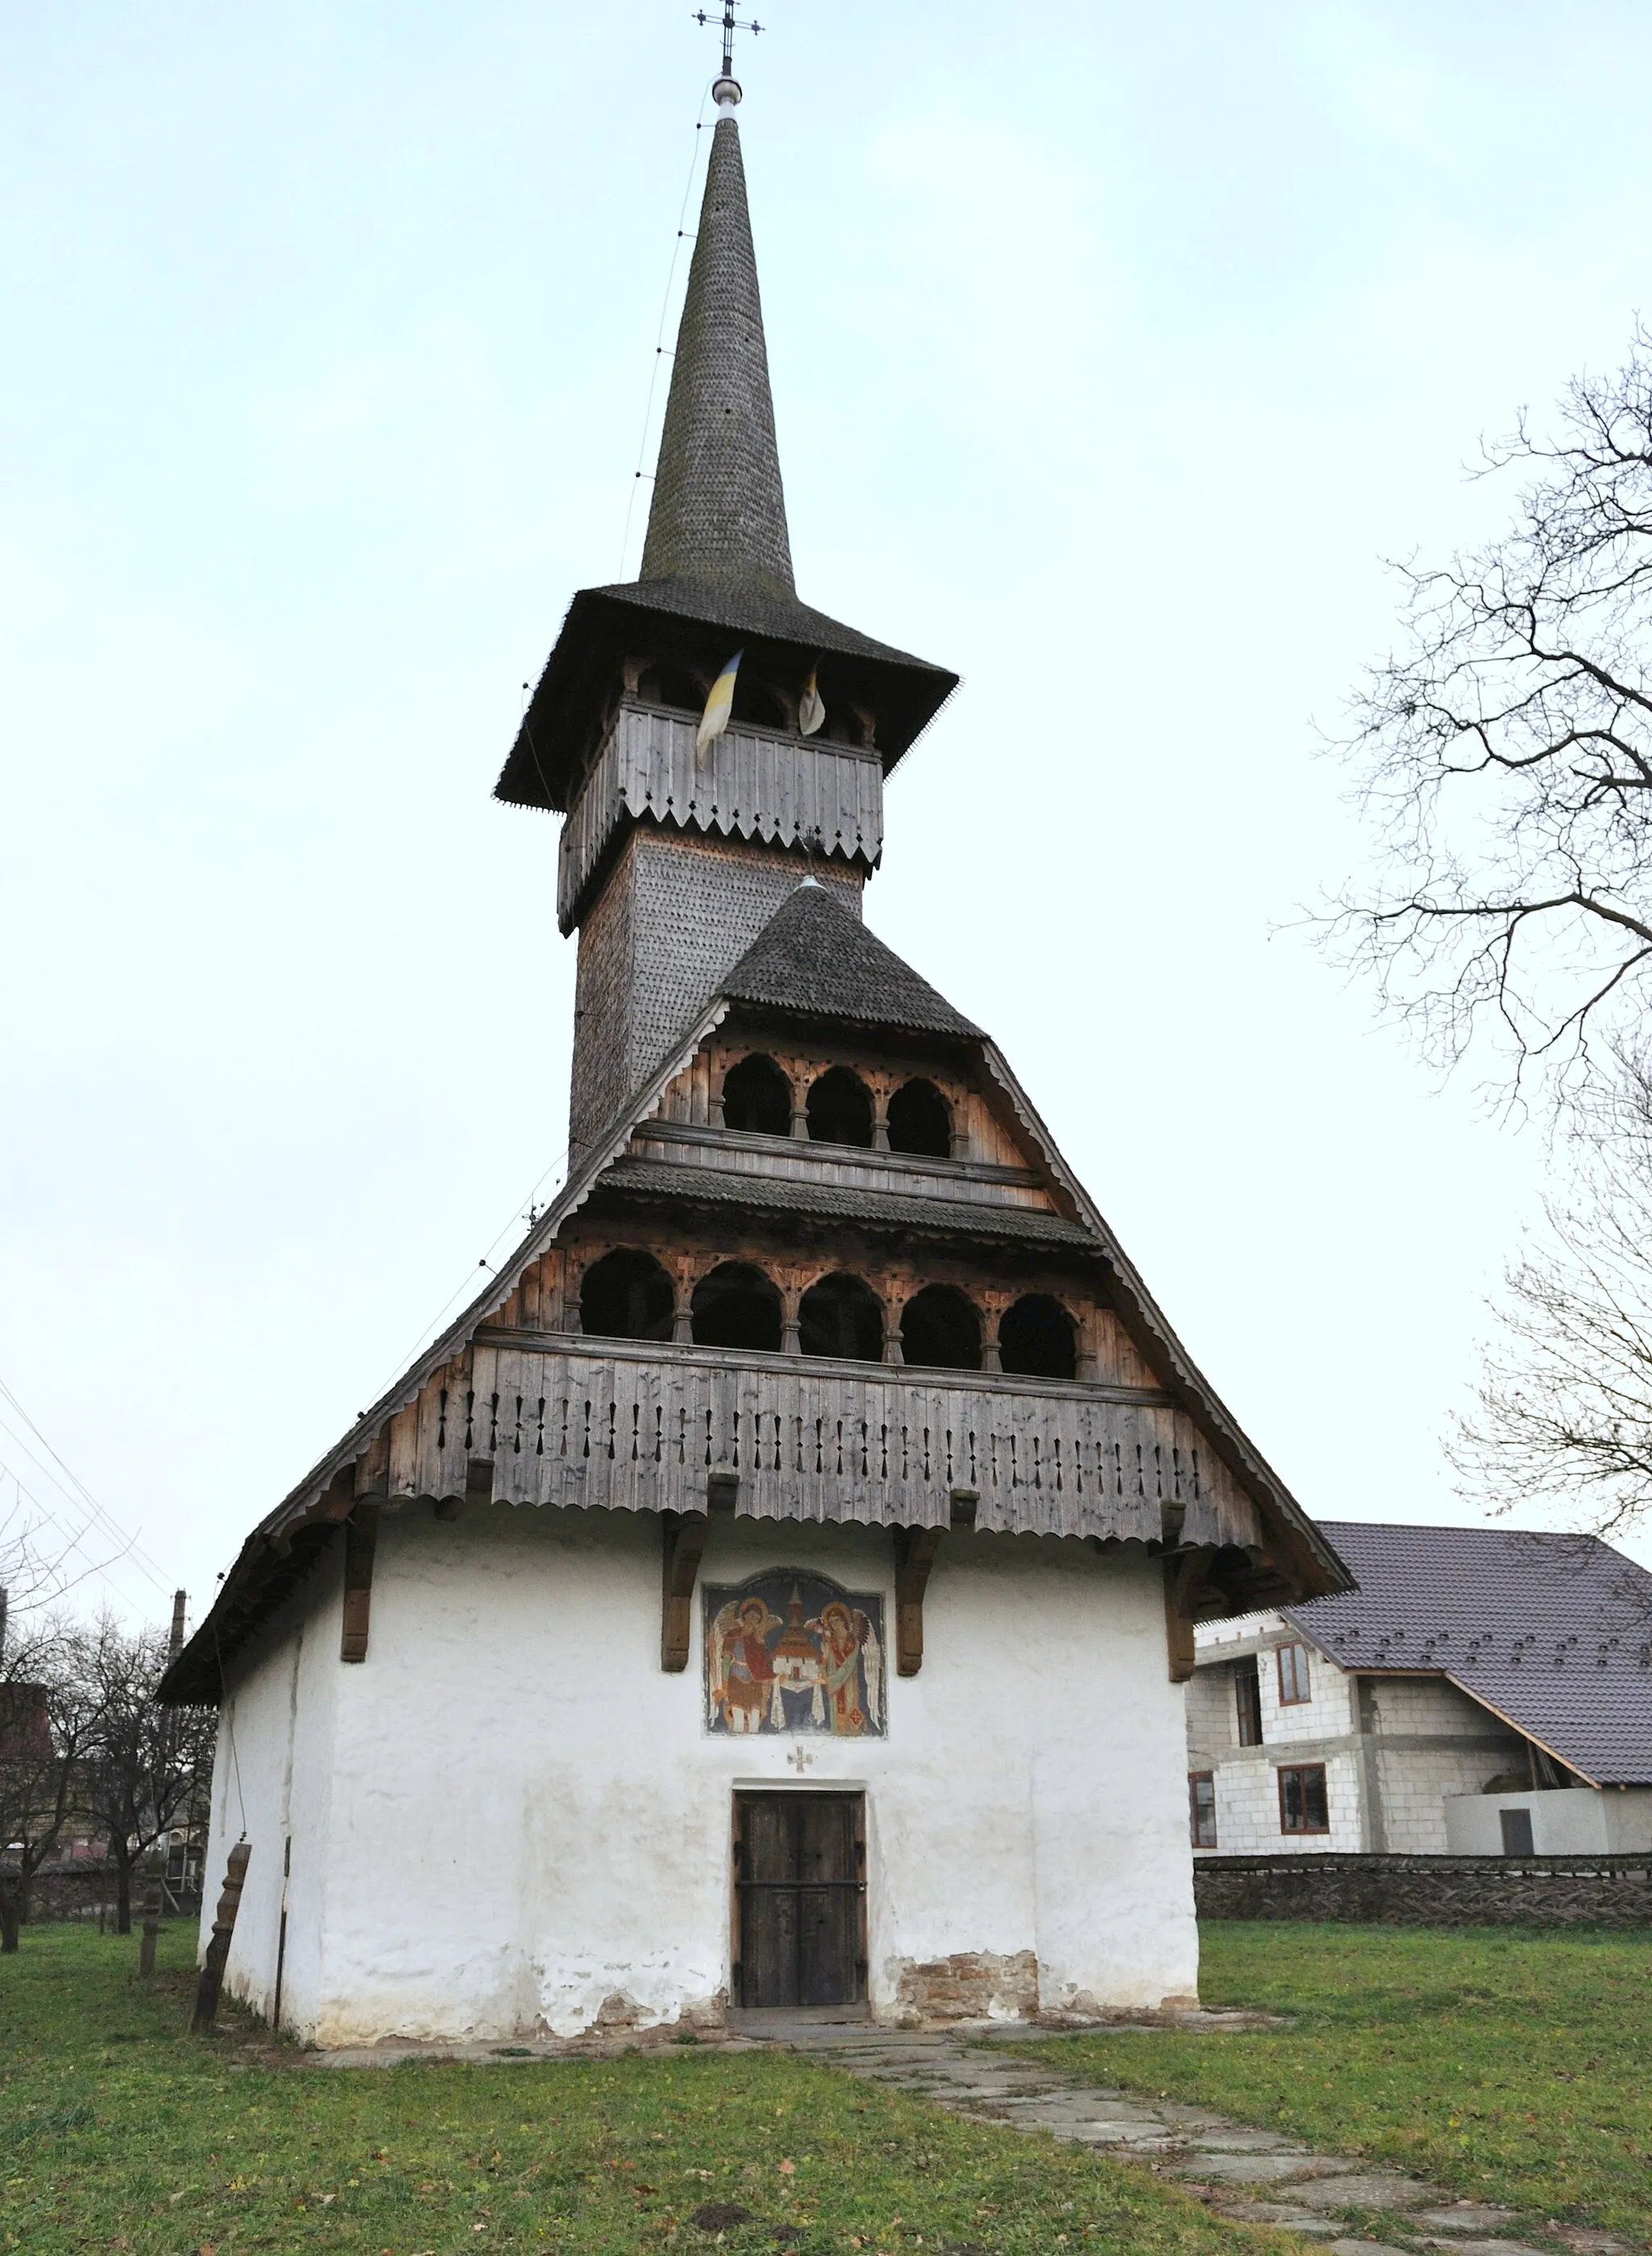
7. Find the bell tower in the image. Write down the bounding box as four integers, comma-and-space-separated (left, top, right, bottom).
495, 72, 957, 1161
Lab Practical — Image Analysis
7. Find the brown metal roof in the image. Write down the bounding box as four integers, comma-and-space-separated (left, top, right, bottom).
1290, 1521, 1652, 1787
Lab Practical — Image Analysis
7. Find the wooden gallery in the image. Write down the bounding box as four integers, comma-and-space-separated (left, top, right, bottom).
162, 77, 1348, 2045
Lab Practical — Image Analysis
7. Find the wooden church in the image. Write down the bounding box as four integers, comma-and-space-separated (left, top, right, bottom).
163, 69, 1348, 2045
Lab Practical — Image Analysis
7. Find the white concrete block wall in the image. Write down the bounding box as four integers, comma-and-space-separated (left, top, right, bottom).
1184, 1638, 1544, 1858
1254, 1638, 1357, 1747
1186, 1633, 1363, 1854
1363, 1676, 1497, 1736
1375, 1742, 1513, 1854
1195, 1749, 1363, 1856
1183, 1664, 1234, 1766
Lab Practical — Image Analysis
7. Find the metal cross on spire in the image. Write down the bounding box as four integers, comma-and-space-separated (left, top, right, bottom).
693, 3, 762, 82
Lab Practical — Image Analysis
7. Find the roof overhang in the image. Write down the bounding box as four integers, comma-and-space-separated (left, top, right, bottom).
497, 582, 958, 811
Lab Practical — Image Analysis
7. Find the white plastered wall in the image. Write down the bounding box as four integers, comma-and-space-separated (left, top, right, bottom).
213, 1503, 1198, 2044
201, 1545, 344, 2030
1445, 1785, 1652, 1854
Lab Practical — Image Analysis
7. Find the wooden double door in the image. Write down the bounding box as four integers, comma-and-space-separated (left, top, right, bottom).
733, 1791, 866, 2010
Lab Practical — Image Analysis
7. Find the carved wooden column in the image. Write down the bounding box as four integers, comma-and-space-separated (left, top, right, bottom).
980, 1296, 1007, 1375
882, 1289, 906, 1366
1075, 1303, 1100, 1384
672, 1255, 695, 1346
559, 1253, 583, 1336
779, 1271, 804, 1357
790, 1076, 810, 1140
870, 1081, 891, 1152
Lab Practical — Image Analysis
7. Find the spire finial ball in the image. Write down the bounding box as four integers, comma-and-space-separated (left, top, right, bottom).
712, 75, 742, 114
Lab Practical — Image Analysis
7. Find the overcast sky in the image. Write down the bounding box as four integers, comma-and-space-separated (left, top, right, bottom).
6, 0, 1652, 1628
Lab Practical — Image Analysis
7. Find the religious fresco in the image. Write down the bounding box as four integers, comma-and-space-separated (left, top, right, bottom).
704, 1572, 886, 1737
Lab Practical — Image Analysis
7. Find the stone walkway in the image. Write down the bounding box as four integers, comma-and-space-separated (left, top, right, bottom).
770, 2025, 1629, 2256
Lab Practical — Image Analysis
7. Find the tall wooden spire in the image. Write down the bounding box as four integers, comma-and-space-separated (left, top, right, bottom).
497, 72, 957, 818
640, 111, 795, 604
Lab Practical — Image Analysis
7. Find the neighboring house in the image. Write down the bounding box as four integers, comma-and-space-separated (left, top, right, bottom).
1188, 1522, 1652, 1858
159, 78, 1348, 2047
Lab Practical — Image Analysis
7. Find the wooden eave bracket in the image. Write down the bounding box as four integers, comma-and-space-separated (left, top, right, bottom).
661, 1470, 736, 1672
661, 1511, 711, 1671
1162, 1545, 1215, 1684
340, 1505, 380, 1665
894, 1524, 945, 1678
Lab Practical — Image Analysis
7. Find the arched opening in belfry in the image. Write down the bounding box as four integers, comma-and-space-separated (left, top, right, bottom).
900, 1284, 982, 1373
999, 1294, 1077, 1381
887, 1078, 952, 1159
636, 659, 707, 713
732, 671, 791, 731
690, 1261, 784, 1353
807, 1065, 874, 1149
822, 702, 874, 749
799, 1273, 884, 1362
580, 1248, 676, 1343
721, 1053, 793, 1137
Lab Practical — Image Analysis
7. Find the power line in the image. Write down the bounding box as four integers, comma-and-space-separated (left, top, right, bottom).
0, 1457, 144, 1612
0, 1378, 170, 1595
617, 90, 712, 577
371, 1142, 573, 1403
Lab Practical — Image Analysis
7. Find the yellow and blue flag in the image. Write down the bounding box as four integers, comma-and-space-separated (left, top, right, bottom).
697, 648, 742, 756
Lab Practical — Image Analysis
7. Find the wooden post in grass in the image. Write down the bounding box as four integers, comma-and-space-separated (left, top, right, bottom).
137, 1852, 165, 1978
190, 1841, 250, 2034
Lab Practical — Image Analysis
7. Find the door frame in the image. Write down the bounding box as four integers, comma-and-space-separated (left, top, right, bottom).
729, 1787, 869, 2011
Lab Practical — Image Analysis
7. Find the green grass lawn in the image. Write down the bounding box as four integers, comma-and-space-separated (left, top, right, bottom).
0, 1924, 1280, 2256
1032, 1922, 1652, 2250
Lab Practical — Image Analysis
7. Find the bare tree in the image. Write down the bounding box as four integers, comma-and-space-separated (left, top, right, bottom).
81, 1616, 215, 1934
1454, 1053, 1652, 1536
1332, 323, 1652, 1109
0, 1616, 103, 1953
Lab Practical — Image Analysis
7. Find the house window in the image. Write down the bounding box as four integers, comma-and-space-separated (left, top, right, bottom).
1277, 1641, 1312, 1705
1188, 1772, 1217, 1848
1234, 1656, 1263, 1745
1277, 1764, 1329, 1834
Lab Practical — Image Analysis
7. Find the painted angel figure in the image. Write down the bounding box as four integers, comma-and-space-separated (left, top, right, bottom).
808, 1600, 882, 1736
707, 1595, 782, 1733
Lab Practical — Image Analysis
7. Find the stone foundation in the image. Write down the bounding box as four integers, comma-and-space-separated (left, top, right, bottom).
893, 1949, 1040, 2022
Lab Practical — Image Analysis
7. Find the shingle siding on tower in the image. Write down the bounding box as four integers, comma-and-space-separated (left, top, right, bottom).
569, 828, 862, 1155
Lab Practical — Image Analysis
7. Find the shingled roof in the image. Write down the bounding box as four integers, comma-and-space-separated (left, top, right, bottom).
721, 880, 981, 1038
496, 113, 957, 809
640, 113, 792, 603
598, 1157, 1094, 1247
1287, 1522, 1652, 1787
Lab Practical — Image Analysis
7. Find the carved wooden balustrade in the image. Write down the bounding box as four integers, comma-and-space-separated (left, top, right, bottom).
557, 702, 884, 932
373, 1330, 1264, 1551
